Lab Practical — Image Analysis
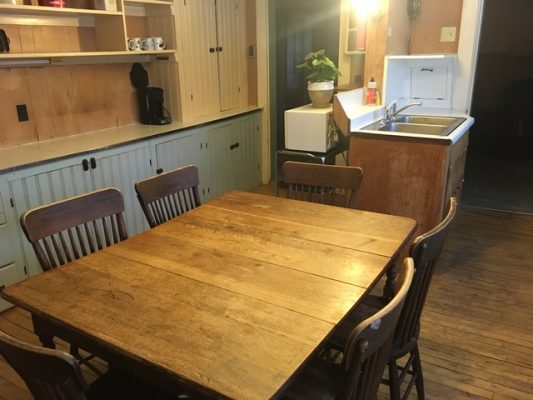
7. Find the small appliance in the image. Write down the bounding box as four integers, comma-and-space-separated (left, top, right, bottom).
130, 63, 171, 125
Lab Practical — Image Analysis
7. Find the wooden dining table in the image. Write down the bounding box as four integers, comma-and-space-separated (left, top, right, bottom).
1, 191, 417, 400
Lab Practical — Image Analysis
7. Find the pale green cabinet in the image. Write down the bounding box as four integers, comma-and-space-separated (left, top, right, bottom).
5, 142, 153, 279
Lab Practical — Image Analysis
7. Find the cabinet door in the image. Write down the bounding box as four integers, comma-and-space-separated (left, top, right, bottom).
216, 0, 248, 111
0, 185, 26, 312
176, 0, 220, 119
207, 113, 262, 198
154, 130, 211, 202
90, 145, 153, 236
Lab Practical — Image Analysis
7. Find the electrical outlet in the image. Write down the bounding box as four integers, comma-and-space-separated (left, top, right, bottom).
440, 27, 457, 42
16, 104, 29, 122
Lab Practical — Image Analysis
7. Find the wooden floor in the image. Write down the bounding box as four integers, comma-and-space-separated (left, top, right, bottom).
1, 185, 533, 399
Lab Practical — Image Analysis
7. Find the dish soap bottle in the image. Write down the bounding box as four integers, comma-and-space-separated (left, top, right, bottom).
366, 77, 378, 105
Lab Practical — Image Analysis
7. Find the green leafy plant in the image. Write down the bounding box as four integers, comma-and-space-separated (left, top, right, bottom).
296, 49, 341, 82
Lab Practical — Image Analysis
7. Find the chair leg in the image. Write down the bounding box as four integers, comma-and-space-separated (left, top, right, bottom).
412, 345, 425, 400
388, 358, 402, 400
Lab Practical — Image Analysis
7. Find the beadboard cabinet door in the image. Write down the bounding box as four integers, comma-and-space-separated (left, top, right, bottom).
153, 128, 211, 202
175, 0, 248, 120
6, 142, 153, 277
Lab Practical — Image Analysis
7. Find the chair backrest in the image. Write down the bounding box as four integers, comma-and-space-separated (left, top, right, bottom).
135, 165, 201, 228
0, 330, 89, 400
394, 197, 458, 351
20, 188, 128, 272
281, 161, 364, 208
338, 258, 414, 400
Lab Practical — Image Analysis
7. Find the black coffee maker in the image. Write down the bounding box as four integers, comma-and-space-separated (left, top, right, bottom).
130, 63, 171, 125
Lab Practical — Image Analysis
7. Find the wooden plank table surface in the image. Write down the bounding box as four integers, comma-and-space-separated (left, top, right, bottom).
1, 191, 417, 400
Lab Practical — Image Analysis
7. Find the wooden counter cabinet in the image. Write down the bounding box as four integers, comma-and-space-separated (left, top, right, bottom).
348, 132, 469, 234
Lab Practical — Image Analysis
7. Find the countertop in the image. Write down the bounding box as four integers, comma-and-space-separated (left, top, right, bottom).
0, 107, 261, 173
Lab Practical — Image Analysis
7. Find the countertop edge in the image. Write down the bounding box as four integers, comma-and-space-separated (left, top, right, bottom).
0, 107, 262, 174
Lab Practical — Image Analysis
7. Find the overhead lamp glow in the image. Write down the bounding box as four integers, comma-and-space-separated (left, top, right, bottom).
351, 0, 382, 19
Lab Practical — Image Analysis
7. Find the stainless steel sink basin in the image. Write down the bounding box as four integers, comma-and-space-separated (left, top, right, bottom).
361, 115, 466, 137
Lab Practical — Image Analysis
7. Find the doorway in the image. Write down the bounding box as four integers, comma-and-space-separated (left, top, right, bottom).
462, 0, 533, 213
269, 0, 340, 178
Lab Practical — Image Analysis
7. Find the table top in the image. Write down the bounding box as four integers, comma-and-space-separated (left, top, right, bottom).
2, 191, 417, 400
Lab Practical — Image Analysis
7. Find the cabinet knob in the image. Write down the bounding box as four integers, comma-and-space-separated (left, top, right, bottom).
156, 168, 164, 174
82, 159, 89, 171
209, 47, 215, 53
217, 46, 223, 52
90, 157, 96, 169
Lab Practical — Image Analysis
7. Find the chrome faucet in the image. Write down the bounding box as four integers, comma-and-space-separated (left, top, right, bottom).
383, 99, 423, 124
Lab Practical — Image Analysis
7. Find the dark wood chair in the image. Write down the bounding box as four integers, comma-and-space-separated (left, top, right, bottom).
328, 197, 458, 400
283, 258, 414, 400
135, 165, 201, 228
19, 187, 128, 374
0, 330, 176, 400
281, 161, 364, 208
20, 187, 128, 272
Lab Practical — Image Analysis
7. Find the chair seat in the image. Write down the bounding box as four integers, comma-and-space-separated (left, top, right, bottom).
283, 357, 342, 400
327, 294, 386, 350
87, 369, 177, 400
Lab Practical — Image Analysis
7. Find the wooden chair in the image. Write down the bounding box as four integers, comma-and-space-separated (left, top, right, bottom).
283, 258, 414, 400
20, 187, 128, 272
328, 197, 458, 400
135, 165, 201, 228
281, 161, 363, 208
0, 330, 176, 400
19, 187, 128, 374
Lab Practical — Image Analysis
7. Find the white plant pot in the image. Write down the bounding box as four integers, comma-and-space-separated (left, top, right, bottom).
307, 81, 335, 108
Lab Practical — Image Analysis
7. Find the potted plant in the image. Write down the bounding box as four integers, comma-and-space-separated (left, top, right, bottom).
297, 49, 341, 108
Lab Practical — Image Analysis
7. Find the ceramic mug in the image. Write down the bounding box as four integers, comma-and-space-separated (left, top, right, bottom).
127, 37, 142, 51
141, 37, 155, 51
152, 37, 166, 50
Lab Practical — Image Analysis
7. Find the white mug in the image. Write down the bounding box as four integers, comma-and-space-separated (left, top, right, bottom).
127, 37, 142, 51
152, 37, 166, 50
141, 37, 155, 51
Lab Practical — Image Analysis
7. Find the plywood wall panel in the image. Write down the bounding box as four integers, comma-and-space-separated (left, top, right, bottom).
0, 70, 37, 147
410, 0, 463, 54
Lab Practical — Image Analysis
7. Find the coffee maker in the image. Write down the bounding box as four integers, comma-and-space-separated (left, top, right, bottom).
130, 63, 171, 125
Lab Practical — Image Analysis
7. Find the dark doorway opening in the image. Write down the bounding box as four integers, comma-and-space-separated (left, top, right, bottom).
463, 0, 533, 213
270, 0, 340, 177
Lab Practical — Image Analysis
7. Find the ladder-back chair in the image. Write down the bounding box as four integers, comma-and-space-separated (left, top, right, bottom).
283, 258, 414, 400
281, 161, 363, 208
135, 165, 201, 228
0, 330, 175, 400
327, 197, 458, 400
19, 187, 128, 374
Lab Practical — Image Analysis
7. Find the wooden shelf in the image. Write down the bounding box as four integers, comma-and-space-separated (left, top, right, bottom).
124, 0, 172, 5
0, 4, 122, 17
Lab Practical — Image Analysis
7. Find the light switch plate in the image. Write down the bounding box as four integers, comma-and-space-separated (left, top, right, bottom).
440, 27, 457, 42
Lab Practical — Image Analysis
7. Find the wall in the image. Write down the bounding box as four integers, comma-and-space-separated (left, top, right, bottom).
409, 0, 463, 54
0, 64, 140, 148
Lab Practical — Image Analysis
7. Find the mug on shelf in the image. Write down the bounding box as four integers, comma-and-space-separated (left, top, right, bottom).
128, 37, 142, 51
152, 37, 166, 50
141, 37, 155, 51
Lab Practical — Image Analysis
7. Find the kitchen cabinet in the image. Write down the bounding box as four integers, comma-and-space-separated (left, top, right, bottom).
175, 0, 248, 120
5, 141, 152, 278
349, 132, 469, 235
0, 1, 175, 64
153, 111, 262, 201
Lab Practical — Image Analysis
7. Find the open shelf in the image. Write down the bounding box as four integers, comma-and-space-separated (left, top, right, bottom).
124, 0, 172, 5
0, 4, 122, 17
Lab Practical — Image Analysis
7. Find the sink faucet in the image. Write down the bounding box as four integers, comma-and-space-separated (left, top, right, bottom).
383, 99, 423, 124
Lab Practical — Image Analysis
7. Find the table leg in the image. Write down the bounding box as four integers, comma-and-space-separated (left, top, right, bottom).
383, 261, 400, 301
31, 314, 56, 349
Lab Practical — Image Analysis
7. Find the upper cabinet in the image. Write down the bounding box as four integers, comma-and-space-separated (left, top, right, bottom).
175, 0, 248, 120
0, 1, 175, 64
